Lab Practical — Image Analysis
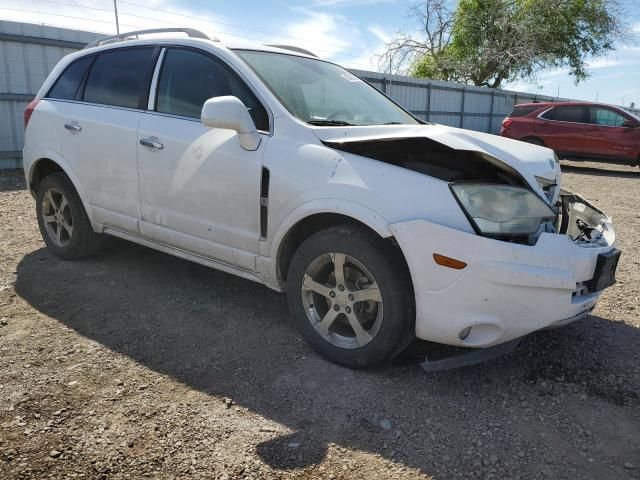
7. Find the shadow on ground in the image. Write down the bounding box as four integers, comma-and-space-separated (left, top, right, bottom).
560, 162, 640, 178
0, 169, 27, 192
14, 238, 640, 478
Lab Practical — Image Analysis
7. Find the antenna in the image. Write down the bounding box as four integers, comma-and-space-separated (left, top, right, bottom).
113, 0, 120, 35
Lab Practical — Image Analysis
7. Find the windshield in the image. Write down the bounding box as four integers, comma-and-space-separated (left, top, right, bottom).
235, 50, 419, 127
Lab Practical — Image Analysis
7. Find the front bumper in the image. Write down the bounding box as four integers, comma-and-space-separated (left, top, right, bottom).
389, 200, 616, 348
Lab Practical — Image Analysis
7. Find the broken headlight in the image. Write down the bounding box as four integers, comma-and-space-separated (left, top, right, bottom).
450, 184, 556, 236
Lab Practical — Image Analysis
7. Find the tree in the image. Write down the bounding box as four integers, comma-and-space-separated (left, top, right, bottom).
379, 0, 629, 89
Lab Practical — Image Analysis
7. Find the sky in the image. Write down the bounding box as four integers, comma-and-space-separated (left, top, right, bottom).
3, 0, 640, 107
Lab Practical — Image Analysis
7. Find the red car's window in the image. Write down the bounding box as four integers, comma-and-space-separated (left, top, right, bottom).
540, 106, 588, 124
508, 105, 542, 117
590, 107, 626, 127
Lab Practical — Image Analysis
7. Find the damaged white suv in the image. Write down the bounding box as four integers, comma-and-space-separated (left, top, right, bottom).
23, 28, 620, 368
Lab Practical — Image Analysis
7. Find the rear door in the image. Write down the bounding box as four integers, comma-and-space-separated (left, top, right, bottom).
136, 47, 270, 271
57, 47, 158, 233
587, 106, 637, 160
537, 105, 589, 155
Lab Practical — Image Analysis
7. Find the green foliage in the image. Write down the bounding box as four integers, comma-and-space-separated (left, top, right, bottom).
403, 0, 625, 88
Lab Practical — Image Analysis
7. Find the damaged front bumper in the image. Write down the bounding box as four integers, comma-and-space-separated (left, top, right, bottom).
389, 192, 619, 351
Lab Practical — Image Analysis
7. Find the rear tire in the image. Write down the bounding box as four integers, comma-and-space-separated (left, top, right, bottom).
36, 172, 103, 260
286, 225, 414, 368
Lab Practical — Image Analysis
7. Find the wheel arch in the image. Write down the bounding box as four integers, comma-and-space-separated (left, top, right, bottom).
520, 136, 546, 146
271, 203, 412, 294
28, 155, 97, 227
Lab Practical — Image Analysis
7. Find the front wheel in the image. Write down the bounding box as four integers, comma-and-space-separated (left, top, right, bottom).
286, 225, 414, 368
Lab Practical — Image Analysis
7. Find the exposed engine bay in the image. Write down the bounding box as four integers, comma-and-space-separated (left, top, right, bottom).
322, 137, 529, 187
557, 191, 613, 247
324, 137, 612, 248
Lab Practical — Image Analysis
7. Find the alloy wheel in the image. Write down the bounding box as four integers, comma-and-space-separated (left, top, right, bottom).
41, 188, 73, 247
301, 253, 383, 349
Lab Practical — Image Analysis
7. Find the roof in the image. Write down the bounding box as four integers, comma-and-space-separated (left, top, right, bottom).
82, 27, 318, 59
515, 101, 625, 109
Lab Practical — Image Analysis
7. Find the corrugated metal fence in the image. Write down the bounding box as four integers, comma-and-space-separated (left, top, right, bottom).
1, 19, 639, 169
352, 69, 640, 133
0, 21, 100, 169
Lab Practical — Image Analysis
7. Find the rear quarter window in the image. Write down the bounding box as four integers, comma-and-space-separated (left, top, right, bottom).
47, 56, 93, 100
83, 48, 156, 109
508, 105, 543, 117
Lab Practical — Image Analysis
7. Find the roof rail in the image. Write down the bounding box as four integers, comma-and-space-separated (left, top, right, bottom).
265, 44, 317, 57
84, 28, 216, 49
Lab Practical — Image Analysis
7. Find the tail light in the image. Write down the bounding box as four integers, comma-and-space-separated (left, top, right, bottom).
24, 99, 40, 129
502, 118, 513, 129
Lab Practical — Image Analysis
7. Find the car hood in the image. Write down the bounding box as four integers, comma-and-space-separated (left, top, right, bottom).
312, 124, 561, 202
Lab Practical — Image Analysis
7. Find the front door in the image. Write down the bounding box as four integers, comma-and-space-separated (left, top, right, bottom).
137, 47, 271, 271
587, 106, 638, 159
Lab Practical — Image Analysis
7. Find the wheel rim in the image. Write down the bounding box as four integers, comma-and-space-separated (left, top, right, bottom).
42, 188, 73, 247
301, 253, 383, 349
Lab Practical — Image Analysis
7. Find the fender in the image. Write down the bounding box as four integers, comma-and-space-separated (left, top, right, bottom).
26, 150, 100, 230
258, 198, 392, 290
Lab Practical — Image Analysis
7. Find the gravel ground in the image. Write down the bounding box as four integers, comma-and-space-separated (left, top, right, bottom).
1, 160, 639, 480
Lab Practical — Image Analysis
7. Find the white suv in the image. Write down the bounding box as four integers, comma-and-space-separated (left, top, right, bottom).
23, 28, 620, 368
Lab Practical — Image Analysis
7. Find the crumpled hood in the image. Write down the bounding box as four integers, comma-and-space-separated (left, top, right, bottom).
312, 124, 561, 200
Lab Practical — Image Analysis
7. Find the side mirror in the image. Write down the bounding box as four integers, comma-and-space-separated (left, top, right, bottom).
622, 119, 637, 128
201, 96, 261, 151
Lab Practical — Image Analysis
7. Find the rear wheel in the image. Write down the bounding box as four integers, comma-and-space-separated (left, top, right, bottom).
286, 225, 414, 368
36, 172, 103, 259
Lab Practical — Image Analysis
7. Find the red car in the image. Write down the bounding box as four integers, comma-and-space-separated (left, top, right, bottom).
501, 101, 640, 168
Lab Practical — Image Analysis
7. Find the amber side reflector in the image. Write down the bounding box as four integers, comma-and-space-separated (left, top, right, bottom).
433, 253, 467, 270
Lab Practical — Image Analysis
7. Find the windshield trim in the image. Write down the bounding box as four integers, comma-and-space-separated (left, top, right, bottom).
231, 48, 428, 127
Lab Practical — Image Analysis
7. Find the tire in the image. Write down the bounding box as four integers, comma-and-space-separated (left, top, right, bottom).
36, 172, 103, 260
286, 225, 414, 368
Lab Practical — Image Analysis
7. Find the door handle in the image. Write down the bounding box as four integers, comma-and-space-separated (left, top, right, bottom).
64, 122, 82, 132
139, 138, 164, 150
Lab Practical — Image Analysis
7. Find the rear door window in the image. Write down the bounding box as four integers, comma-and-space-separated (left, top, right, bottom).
155, 48, 269, 131
83, 48, 156, 109
590, 107, 627, 127
540, 106, 588, 123
48, 56, 93, 100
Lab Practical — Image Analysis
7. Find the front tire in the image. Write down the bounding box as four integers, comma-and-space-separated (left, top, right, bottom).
36, 172, 103, 260
286, 225, 414, 368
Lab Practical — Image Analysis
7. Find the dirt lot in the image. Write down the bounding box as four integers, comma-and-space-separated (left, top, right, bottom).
0, 161, 639, 480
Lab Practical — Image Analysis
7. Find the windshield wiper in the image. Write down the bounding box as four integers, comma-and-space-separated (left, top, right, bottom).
381, 121, 403, 125
307, 119, 355, 126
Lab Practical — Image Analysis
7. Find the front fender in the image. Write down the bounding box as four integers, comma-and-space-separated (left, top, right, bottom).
258, 199, 392, 290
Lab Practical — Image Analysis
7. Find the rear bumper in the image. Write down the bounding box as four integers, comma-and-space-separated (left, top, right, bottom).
389, 215, 616, 348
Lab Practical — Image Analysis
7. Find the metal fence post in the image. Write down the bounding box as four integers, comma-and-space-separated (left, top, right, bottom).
426, 83, 431, 122
488, 91, 496, 133
460, 88, 466, 128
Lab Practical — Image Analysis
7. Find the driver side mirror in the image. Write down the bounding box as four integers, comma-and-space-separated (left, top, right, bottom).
201, 96, 261, 151
622, 119, 637, 128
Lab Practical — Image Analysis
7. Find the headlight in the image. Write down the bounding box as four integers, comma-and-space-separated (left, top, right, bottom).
450, 184, 556, 236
